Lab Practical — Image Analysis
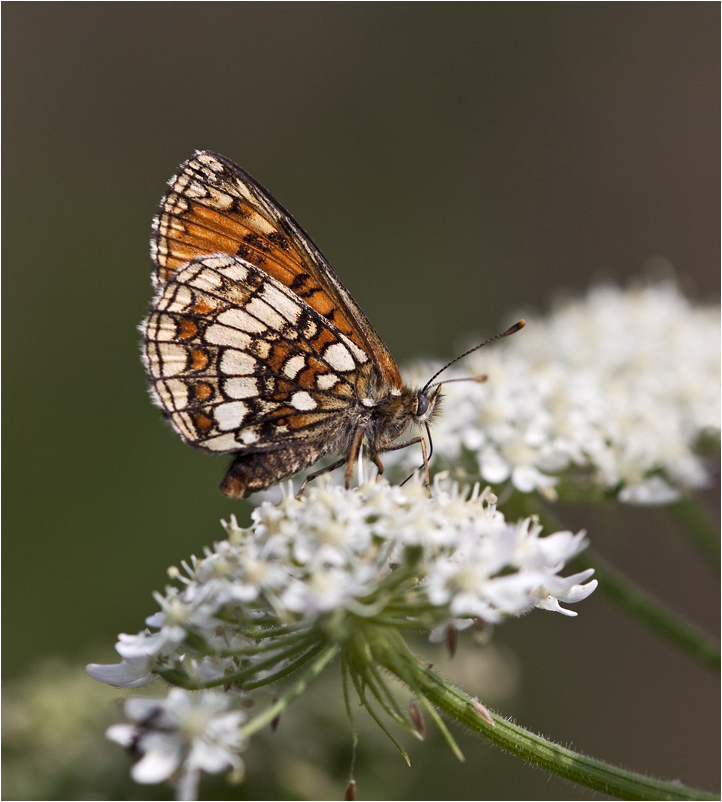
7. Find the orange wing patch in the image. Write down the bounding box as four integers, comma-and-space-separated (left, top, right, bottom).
151, 151, 402, 391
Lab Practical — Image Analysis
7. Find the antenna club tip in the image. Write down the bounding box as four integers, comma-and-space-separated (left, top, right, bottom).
502, 319, 526, 337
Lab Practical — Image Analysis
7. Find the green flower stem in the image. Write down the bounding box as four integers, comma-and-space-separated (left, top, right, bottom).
668, 496, 720, 569
371, 617, 437, 630
524, 500, 720, 672
365, 663, 407, 723
383, 601, 440, 614
219, 634, 322, 688
161, 632, 322, 690
368, 565, 418, 597
244, 621, 310, 639
186, 626, 313, 657
239, 642, 340, 739
573, 548, 720, 672
349, 666, 411, 765
367, 626, 717, 801
242, 639, 327, 690
341, 659, 360, 743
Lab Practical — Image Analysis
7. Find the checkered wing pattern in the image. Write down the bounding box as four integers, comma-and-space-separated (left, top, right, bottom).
151, 150, 402, 390
142, 252, 373, 455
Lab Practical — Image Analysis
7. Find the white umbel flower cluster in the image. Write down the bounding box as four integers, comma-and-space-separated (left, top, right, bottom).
106, 689, 245, 798
399, 281, 720, 504
88, 478, 596, 692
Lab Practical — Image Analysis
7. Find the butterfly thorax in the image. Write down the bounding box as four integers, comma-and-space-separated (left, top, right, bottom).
358, 383, 440, 455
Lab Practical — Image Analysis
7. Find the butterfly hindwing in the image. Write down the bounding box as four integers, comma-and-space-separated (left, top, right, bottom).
141, 253, 375, 456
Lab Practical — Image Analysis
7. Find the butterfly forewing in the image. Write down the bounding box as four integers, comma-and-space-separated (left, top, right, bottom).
151, 151, 401, 390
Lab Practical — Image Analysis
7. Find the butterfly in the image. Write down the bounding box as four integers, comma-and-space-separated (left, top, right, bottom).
141, 151, 523, 498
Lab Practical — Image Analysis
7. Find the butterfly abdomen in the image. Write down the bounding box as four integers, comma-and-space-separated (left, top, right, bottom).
220, 444, 329, 498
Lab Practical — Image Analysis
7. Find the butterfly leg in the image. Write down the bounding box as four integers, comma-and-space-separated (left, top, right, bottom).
297, 427, 366, 496
344, 427, 366, 489
371, 453, 385, 481
297, 456, 347, 497
382, 436, 431, 489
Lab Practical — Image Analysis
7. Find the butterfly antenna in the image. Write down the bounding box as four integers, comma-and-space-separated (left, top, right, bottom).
422, 319, 525, 393
434, 374, 489, 386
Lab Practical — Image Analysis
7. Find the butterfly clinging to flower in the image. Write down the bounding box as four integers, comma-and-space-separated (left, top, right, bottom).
141, 151, 523, 498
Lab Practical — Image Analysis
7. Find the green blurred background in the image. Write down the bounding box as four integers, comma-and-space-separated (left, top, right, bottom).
3, 4, 719, 800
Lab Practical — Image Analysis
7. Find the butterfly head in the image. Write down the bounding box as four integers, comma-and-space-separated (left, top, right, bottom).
410, 385, 442, 425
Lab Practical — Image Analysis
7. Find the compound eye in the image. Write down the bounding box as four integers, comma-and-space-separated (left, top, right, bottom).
416, 392, 429, 417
